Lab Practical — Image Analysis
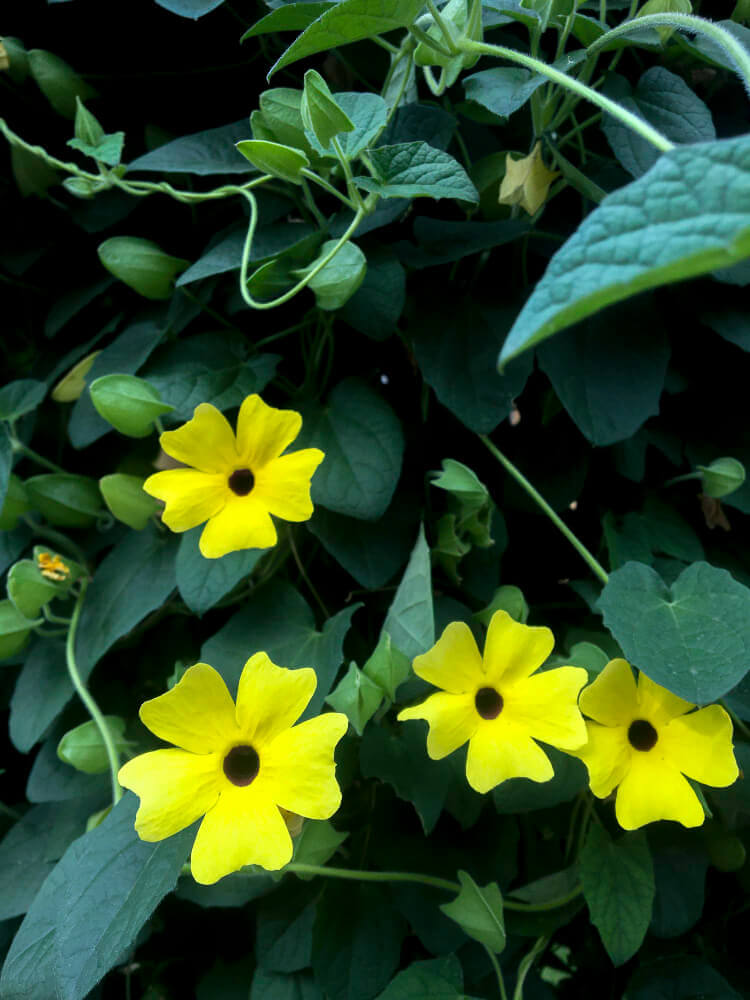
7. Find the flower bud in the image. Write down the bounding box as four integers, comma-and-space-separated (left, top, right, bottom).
99, 473, 160, 529
698, 457, 746, 498
89, 374, 173, 438
57, 717, 131, 774
51, 350, 101, 402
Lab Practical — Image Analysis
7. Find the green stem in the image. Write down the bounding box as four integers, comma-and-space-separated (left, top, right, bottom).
587, 13, 750, 94
239, 191, 365, 310
426, 0, 459, 54
10, 438, 67, 474
287, 528, 329, 618
22, 516, 89, 567
300, 177, 327, 227
479, 436, 610, 586
556, 110, 603, 150
332, 136, 365, 210
300, 168, 357, 209
43, 605, 72, 626
513, 936, 549, 1000
65, 580, 123, 805
664, 471, 702, 488
485, 946, 509, 1000
456, 38, 674, 151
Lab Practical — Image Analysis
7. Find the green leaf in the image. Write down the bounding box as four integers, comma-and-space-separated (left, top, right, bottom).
99, 474, 160, 530
311, 882, 406, 1000
255, 880, 317, 973
0, 793, 193, 1000
0, 427, 13, 518
97, 237, 189, 300
177, 222, 315, 286
374, 956, 464, 1000
28, 49, 95, 119
599, 560, 750, 702
0, 603, 32, 662
356, 142, 479, 202
89, 373, 173, 437
325, 662, 383, 735
499, 135, 750, 364
492, 746, 586, 813
464, 52, 586, 119
362, 631, 411, 701
382, 524, 434, 660
67, 132, 125, 167
72, 96, 104, 147
577, 824, 654, 966
74, 527, 179, 684
625, 955, 743, 1000
251, 970, 323, 1000
0, 475, 31, 531
301, 69, 355, 149
475, 585, 529, 627
9, 640, 74, 752
7, 560, 64, 619
602, 67, 715, 179
649, 828, 708, 939
297, 377, 404, 520
439, 870, 506, 954
269, 0, 425, 76
0, 798, 96, 921
25, 474, 103, 528
26, 730, 108, 803
412, 299, 533, 433
236, 139, 310, 184
398, 217, 528, 269
537, 299, 670, 445
242, 3, 335, 40
0, 379, 47, 420
201, 580, 359, 715
253, 89, 316, 157
329, 92, 388, 159
177, 526, 266, 615
299, 240, 367, 310
128, 120, 255, 175
56, 717, 130, 774
340, 245, 405, 339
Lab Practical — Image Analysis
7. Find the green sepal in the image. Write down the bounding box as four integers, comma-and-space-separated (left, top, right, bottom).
235, 139, 310, 184
697, 457, 746, 498
99, 474, 160, 529
56, 717, 132, 774
301, 69, 355, 150
89, 374, 173, 438
325, 661, 383, 735
295, 240, 367, 310
7, 560, 68, 619
97, 237, 189, 300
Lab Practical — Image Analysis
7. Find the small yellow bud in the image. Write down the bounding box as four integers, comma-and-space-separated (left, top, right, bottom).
51, 351, 101, 402
37, 551, 71, 582
498, 142, 559, 216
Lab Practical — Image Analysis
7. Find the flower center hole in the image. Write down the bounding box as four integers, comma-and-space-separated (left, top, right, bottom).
228, 468, 254, 496
475, 686, 503, 720
628, 719, 658, 752
223, 744, 260, 786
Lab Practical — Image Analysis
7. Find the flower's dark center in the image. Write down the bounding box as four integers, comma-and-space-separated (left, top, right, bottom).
223, 744, 260, 786
628, 719, 658, 752
228, 468, 254, 496
475, 686, 504, 720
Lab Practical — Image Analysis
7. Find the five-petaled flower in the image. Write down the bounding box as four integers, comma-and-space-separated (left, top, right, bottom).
572, 658, 738, 830
143, 394, 324, 558
397, 610, 588, 794
118, 654, 348, 884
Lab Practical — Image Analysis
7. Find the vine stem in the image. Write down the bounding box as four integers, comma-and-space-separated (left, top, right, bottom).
456, 38, 674, 152
587, 13, 750, 95
485, 946, 509, 1000
479, 436, 610, 586
10, 438, 67, 474
65, 579, 123, 805
513, 936, 549, 1000
284, 862, 582, 911
22, 516, 89, 567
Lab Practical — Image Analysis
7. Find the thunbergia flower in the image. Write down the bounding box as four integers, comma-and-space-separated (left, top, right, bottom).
573, 658, 739, 830
118, 654, 348, 884
143, 394, 324, 558
397, 610, 588, 794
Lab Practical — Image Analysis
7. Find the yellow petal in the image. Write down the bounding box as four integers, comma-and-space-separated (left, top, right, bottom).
235, 652, 316, 746
255, 448, 325, 521
262, 712, 348, 819
142, 469, 228, 531
159, 403, 239, 473
118, 748, 221, 840
660, 705, 739, 787
465, 721, 554, 794
482, 610, 554, 686
573, 722, 631, 798
615, 752, 704, 829
190, 784, 292, 883
579, 658, 639, 727
236, 394, 303, 469
505, 666, 588, 750
636, 671, 694, 727
411, 621, 484, 693
140, 662, 240, 753
198, 496, 277, 558
398, 690, 478, 759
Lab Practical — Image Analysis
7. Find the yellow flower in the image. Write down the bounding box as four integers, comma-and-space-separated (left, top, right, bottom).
574, 658, 739, 830
397, 611, 588, 794
498, 142, 559, 216
37, 552, 70, 582
143, 394, 324, 558
118, 654, 348, 884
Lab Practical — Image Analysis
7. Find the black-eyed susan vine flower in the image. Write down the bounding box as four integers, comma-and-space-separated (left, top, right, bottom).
118, 653, 348, 884
143, 394, 324, 558
397, 610, 588, 794
572, 658, 739, 830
